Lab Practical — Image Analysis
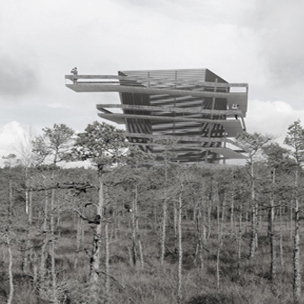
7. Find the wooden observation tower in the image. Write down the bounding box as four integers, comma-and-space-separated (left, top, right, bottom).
65, 69, 248, 163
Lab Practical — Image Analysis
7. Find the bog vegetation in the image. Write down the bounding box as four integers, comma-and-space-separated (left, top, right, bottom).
1, 120, 304, 304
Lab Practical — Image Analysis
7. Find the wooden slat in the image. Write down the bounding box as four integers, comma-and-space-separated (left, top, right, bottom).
66, 84, 247, 109
99, 116, 242, 137
98, 113, 243, 134
96, 103, 243, 117
125, 132, 247, 150
65, 75, 248, 88
129, 142, 247, 159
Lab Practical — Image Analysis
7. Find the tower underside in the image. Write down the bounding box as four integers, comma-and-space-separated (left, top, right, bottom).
66, 69, 248, 163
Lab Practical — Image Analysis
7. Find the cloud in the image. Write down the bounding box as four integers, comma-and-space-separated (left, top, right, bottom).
243, 0, 304, 86
0, 122, 25, 166
246, 99, 304, 144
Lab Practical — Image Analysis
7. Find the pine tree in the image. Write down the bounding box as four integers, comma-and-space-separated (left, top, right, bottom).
284, 120, 304, 303
72, 121, 127, 300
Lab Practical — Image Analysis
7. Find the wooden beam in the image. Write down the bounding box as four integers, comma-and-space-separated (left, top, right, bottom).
129, 142, 247, 159
98, 113, 243, 136
96, 103, 243, 117
65, 74, 248, 88
66, 84, 247, 103
124, 132, 247, 151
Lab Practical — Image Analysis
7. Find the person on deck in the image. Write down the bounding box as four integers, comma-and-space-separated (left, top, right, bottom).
232, 104, 239, 119
70, 67, 78, 84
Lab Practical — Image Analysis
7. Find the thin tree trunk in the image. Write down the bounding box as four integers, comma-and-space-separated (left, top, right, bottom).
50, 188, 58, 303
39, 188, 48, 293
23, 190, 33, 273
177, 182, 183, 304
160, 161, 168, 265
131, 232, 137, 266
174, 200, 178, 250
290, 200, 293, 241
194, 208, 202, 269
237, 203, 242, 278
90, 173, 104, 300
216, 191, 225, 289
25, 188, 29, 215
7, 235, 14, 304
269, 169, 276, 286
207, 205, 211, 239
131, 189, 137, 267
245, 210, 249, 234
230, 194, 234, 233
74, 213, 82, 269
9, 179, 13, 218
105, 221, 110, 295
196, 208, 204, 269
249, 160, 257, 259
216, 193, 220, 232
293, 169, 301, 303
279, 205, 284, 268
160, 195, 167, 266
202, 202, 206, 243
134, 185, 144, 269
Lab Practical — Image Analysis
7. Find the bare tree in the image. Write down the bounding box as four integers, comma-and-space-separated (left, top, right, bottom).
72, 121, 127, 299
263, 142, 290, 287
284, 120, 304, 303
237, 132, 273, 259
33, 123, 75, 304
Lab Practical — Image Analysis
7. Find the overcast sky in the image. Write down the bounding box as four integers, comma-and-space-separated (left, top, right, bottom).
1, 0, 304, 165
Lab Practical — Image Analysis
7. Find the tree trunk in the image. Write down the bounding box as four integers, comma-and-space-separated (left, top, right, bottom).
131, 221, 137, 267
216, 193, 220, 233
6, 235, 14, 304
130, 184, 144, 269
279, 205, 284, 268
230, 193, 234, 233
50, 188, 58, 304
174, 200, 178, 250
74, 212, 83, 270
160, 161, 168, 265
160, 195, 167, 266
290, 200, 293, 241
89, 173, 104, 299
9, 179, 13, 218
39, 188, 49, 293
177, 182, 183, 304
23, 190, 33, 273
25, 188, 29, 215
237, 203, 242, 278
293, 169, 301, 303
207, 205, 211, 239
249, 160, 257, 259
269, 169, 276, 286
216, 191, 225, 289
194, 206, 204, 269
134, 185, 144, 269
105, 221, 110, 296
131, 189, 137, 267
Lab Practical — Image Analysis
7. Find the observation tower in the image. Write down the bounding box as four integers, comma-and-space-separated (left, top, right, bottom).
65, 69, 248, 163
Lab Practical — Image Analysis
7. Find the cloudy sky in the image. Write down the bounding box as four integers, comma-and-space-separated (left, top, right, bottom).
1, 0, 304, 165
